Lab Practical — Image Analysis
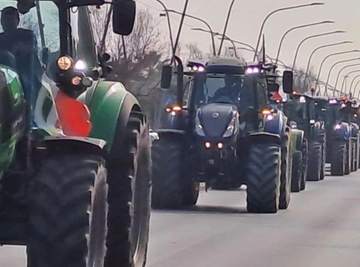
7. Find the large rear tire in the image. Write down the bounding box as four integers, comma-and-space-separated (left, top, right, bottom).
291, 151, 302, 193
345, 141, 351, 175
330, 141, 346, 176
300, 140, 308, 191
151, 138, 199, 209
105, 113, 151, 267
279, 135, 291, 210
27, 155, 108, 267
246, 143, 281, 213
307, 142, 321, 181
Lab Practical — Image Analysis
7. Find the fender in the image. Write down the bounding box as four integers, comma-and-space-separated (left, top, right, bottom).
264, 110, 286, 137
291, 129, 304, 151
350, 122, 359, 138
36, 136, 107, 158
248, 132, 281, 146
81, 81, 142, 157
309, 121, 323, 142
333, 122, 350, 141
156, 129, 187, 141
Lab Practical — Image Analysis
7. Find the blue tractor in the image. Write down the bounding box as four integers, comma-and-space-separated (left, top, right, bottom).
315, 97, 359, 175
283, 94, 326, 184
151, 56, 295, 213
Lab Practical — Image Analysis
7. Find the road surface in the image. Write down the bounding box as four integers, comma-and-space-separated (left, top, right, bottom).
1, 170, 360, 267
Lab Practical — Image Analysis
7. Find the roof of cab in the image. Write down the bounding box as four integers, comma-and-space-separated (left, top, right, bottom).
206, 56, 245, 67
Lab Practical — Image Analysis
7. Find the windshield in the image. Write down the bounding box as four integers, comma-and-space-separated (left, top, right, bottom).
193, 73, 256, 114
284, 97, 308, 123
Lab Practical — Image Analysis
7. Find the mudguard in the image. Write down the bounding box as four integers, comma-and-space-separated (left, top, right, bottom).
248, 132, 281, 146
79, 80, 142, 154
350, 122, 359, 138
309, 121, 324, 143
37, 136, 107, 157
156, 129, 187, 142
333, 122, 351, 141
263, 110, 287, 138
290, 129, 304, 151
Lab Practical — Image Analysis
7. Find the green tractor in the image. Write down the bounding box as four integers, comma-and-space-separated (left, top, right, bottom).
0, 1, 151, 267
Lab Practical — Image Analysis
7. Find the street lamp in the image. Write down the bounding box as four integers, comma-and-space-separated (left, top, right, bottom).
341, 70, 360, 94
156, 0, 174, 53
218, 0, 236, 56
334, 63, 360, 91
324, 57, 360, 93
292, 30, 345, 69
167, 10, 216, 56
253, 2, 324, 61
191, 28, 238, 57
314, 49, 360, 95
355, 80, 360, 98
349, 74, 360, 95
275, 20, 334, 64
303, 41, 352, 88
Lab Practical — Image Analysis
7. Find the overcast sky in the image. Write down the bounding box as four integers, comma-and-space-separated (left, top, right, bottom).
137, 0, 360, 88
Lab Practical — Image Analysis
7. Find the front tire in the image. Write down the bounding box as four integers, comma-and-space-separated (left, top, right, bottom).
307, 142, 321, 181
105, 113, 151, 267
27, 155, 108, 267
330, 141, 346, 176
246, 143, 281, 213
279, 137, 291, 210
151, 137, 199, 209
291, 151, 302, 193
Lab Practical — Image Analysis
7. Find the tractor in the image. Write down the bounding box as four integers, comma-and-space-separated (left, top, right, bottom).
315, 97, 358, 176
0, 1, 151, 267
151, 56, 295, 213
267, 85, 307, 193
283, 93, 326, 184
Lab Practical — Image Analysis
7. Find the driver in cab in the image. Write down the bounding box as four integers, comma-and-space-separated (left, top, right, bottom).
0, 6, 36, 56
212, 74, 240, 102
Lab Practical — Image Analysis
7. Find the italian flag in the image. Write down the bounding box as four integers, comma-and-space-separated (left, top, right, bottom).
33, 74, 92, 137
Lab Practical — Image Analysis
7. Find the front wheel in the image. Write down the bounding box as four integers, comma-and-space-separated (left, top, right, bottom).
330, 141, 346, 176
291, 151, 302, 193
246, 143, 281, 213
307, 142, 321, 181
27, 155, 108, 267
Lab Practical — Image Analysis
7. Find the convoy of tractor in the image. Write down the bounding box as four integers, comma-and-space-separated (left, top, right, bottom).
0, 0, 358, 266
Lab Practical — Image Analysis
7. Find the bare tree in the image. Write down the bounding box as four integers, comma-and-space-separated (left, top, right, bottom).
293, 66, 317, 93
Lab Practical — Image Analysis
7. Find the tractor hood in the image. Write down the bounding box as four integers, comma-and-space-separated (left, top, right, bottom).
196, 103, 238, 138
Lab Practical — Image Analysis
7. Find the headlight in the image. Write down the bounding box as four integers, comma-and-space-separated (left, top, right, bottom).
334, 124, 341, 130
223, 117, 236, 138
57, 56, 73, 70
310, 119, 315, 124
195, 111, 205, 136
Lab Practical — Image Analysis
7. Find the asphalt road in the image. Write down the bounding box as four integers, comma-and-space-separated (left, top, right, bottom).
1, 168, 360, 267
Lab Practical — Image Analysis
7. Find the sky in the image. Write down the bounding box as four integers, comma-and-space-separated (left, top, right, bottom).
136, 0, 360, 90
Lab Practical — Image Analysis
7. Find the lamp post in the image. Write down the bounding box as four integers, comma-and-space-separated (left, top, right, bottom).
292, 30, 345, 69
341, 70, 360, 94
314, 50, 360, 95
275, 20, 334, 64
303, 41, 352, 88
334, 63, 360, 91
324, 57, 360, 93
167, 10, 216, 56
156, 0, 174, 53
349, 74, 360, 95
218, 0, 236, 56
355, 80, 360, 98
253, 2, 324, 61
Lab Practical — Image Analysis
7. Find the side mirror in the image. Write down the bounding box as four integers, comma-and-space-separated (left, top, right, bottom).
282, 70, 294, 94
112, 0, 136, 36
268, 83, 279, 92
161, 65, 172, 89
